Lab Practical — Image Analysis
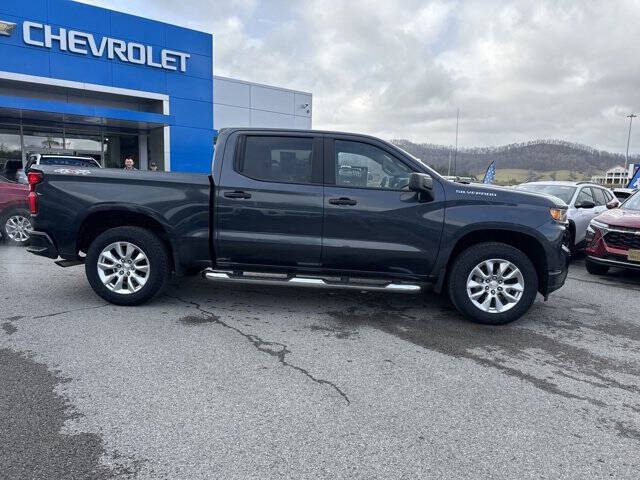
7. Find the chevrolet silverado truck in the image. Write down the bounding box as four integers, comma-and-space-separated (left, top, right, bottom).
26, 129, 570, 325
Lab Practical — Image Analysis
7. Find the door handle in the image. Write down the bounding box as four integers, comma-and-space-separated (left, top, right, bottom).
329, 197, 357, 206
224, 191, 252, 199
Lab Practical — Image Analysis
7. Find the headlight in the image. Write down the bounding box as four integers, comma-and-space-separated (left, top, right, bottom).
590, 219, 609, 231
549, 208, 567, 222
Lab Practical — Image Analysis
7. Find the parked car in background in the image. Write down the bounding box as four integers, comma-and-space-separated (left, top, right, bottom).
517, 181, 618, 252
585, 190, 640, 274
25, 154, 102, 170
442, 175, 478, 183
1, 159, 27, 183
613, 188, 637, 202
0, 174, 30, 245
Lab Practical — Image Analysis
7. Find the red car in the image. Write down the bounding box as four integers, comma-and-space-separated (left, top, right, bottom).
585, 190, 640, 274
0, 174, 30, 246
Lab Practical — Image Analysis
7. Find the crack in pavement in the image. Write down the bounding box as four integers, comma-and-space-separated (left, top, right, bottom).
324, 303, 640, 427
32, 303, 111, 319
167, 295, 351, 405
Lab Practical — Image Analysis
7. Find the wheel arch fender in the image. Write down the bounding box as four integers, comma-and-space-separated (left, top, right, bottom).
433, 223, 550, 295
76, 204, 179, 273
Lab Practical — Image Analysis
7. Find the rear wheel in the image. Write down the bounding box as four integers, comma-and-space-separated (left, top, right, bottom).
1, 209, 32, 246
85, 227, 170, 305
585, 259, 609, 276
448, 242, 538, 325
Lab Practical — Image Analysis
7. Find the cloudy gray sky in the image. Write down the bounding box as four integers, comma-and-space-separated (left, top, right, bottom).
80, 0, 640, 152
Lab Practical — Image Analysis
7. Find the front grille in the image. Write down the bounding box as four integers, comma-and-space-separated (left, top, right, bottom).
604, 230, 640, 249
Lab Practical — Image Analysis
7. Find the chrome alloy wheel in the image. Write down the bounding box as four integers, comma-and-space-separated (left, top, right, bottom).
5, 214, 32, 243
97, 242, 150, 294
466, 259, 525, 314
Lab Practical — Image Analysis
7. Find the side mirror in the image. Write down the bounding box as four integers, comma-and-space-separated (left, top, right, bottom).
576, 200, 596, 209
409, 173, 433, 193
606, 199, 620, 210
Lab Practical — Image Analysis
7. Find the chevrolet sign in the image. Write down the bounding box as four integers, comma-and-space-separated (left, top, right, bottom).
21, 21, 190, 72
0, 20, 16, 36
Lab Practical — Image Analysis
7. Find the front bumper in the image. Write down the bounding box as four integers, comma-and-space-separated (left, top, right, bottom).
545, 244, 570, 295
585, 224, 640, 271
539, 220, 571, 296
26, 230, 59, 259
587, 255, 640, 271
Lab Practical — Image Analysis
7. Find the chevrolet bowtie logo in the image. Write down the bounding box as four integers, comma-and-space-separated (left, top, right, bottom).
0, 21, 17, 37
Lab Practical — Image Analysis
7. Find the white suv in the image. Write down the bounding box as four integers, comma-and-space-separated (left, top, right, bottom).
517, 181, 618, 251
25, 154, 102, 170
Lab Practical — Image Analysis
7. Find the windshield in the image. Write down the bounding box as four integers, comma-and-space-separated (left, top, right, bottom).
622, 192, 640, 211
518, 184, 576, 204
40, 157, 100, 168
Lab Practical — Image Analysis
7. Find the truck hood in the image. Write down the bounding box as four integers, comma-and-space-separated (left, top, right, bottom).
595, 208, 640, 228
450, 182, 567, 208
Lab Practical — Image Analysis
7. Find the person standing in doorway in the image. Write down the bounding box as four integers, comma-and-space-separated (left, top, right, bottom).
149, 162, 158, 171
123, 157, 137, 170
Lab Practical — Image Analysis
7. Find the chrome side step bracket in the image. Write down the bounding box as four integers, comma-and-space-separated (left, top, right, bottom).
203, 270, 422, 293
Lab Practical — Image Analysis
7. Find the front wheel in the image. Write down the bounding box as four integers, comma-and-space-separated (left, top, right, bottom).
448, 242, 538, 325
85, 227, 170, 305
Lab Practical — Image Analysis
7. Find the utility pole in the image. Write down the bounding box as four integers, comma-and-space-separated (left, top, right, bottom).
453, 108, 460, 176
447, 151, 452, 176
625, 113, 637, 174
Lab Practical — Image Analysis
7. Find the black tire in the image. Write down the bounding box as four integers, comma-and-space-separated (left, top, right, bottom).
448, 242, 538, 325
85, 227, 170, 306
585, 259, 609, 276
1, 208, 32, 246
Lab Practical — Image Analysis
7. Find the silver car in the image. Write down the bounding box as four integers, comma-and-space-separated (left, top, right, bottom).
517, 181, 619, 251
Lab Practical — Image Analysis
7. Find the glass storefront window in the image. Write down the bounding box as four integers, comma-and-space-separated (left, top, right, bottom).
23, 129, 65, 151
0, 126, 23, 181
0, 127, 22, 161
65, 132, 102, 152
0, 122, 163, 171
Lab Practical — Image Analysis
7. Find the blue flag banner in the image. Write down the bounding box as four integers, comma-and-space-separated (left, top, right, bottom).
628, 166, 640, 189
483, 161, 496, 184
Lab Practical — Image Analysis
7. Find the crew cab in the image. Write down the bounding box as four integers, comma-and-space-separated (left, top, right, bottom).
26, 129, 570, 325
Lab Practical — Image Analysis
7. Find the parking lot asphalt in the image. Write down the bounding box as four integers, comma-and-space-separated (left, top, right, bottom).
1, 246, 640, 479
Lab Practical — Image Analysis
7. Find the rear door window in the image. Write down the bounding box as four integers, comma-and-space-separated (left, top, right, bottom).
237, 136, 318, 184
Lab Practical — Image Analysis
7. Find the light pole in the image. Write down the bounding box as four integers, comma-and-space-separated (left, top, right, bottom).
625, 113, 637, 174
453, 108, 460, 176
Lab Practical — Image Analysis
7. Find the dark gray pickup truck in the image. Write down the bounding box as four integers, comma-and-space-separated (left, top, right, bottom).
27, 128, 570, 324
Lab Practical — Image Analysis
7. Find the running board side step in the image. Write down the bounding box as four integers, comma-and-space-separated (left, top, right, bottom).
203, 270, 422, 293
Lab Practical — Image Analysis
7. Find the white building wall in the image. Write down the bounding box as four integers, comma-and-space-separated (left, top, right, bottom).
214, 76, 312, 131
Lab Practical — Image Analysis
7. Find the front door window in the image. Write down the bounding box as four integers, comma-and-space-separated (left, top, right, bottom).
335, 140, 412, 190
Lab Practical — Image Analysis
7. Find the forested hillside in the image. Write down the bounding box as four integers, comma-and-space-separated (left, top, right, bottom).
392, 139, 637, 181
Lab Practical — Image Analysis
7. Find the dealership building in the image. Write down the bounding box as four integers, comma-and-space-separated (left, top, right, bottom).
0, 0, 312, 174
